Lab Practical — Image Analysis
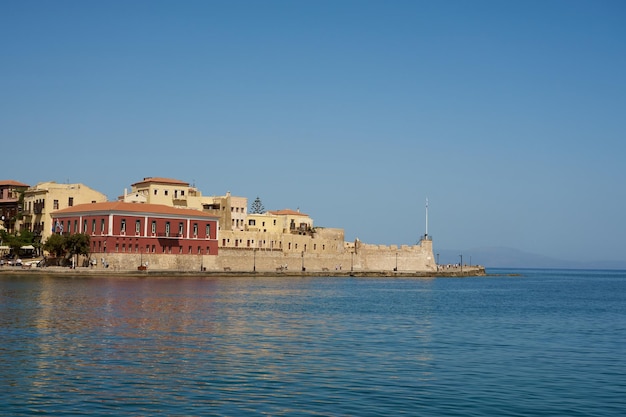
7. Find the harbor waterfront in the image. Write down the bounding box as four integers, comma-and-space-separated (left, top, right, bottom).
0, 264, 486, 278
1, 268, 624, 416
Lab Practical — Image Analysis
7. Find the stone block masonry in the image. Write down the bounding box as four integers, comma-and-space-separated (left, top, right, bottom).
87, 238, 437, 273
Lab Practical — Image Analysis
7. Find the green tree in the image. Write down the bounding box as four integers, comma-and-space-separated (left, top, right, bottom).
43, 233, 90, 265
0, 229, 33, 259
43, 233, 66, 257
250, 196, 265, 214
43, 233, 89, 258
66, 233, 90, 258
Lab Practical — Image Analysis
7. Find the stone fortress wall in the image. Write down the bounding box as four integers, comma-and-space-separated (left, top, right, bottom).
92, 231, 437, 273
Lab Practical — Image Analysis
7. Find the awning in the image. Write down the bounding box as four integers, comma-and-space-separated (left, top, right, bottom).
20, 245, 35, 250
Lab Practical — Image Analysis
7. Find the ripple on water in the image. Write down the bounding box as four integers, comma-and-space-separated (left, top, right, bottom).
1, 272, 625, 416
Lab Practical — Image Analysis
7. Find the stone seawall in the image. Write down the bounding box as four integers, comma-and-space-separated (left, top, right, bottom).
65, 239, 440, 274
1, 265, 487, 278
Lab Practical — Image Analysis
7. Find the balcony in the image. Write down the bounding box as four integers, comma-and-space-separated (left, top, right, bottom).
156, 233, 183, 239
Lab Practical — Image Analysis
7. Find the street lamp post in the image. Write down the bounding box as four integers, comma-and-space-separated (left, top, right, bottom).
351, 251, 354, 272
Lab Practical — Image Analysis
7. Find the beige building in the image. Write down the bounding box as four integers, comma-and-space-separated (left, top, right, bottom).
201, 192, 247, 232
22, 181, 108, 244
122, 177, 200, 206
222, 208, 343, 254
267, 209, 314, 234
122, 177, 247, 233
246, 212, 284, 234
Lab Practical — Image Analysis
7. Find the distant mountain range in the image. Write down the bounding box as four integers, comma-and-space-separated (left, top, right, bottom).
436, 246, 626, 270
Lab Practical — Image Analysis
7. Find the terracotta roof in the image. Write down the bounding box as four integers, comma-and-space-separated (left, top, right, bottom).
0, 180, 30, 187
53, 201, 218, 219
268, 209, 309, 217
131, 177, 189, 187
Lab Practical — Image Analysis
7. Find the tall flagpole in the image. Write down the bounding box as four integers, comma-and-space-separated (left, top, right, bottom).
425, 198, 429, 237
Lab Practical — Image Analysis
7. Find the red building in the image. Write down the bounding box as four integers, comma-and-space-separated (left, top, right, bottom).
52, 201, 219, 256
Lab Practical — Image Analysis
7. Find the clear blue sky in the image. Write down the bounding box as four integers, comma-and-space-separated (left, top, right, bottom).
2, 1, 625, 263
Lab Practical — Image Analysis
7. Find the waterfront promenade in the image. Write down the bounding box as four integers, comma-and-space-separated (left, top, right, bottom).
1, 264, 486, 278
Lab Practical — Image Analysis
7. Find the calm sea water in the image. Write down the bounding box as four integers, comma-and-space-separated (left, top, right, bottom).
1, 269, 624, 416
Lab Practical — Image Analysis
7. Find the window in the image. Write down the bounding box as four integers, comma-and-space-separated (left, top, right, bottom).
165, 222, 170, 237
249, 219, 256, 226
101, 219, 105, 233
83, 220, 87, 233
164, 190, 168, 196
262, 221, 265, 227
151, 221, 156, 234
53, 200, 59, 210
154, 189, 158, 195
193, 223, 198, 237
273, 220, 276, 226
178, 222, 183, 236
206, 224, 210, 238
181, 190, 185, 196
121, 219, 126, 233
135, 220, 141, 234
68, 197, 74, 207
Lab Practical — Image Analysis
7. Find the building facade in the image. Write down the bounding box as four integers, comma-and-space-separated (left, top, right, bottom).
0, 180, 29, 233
266, 209, 314, 235
52, 201, 220, 260
201, 192, 247, 232
22, 182, 108, 244
123, 177, 247, 233
123, 177, 198, 207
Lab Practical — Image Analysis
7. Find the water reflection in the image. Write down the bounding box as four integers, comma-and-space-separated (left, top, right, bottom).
1, 274, 440, 415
